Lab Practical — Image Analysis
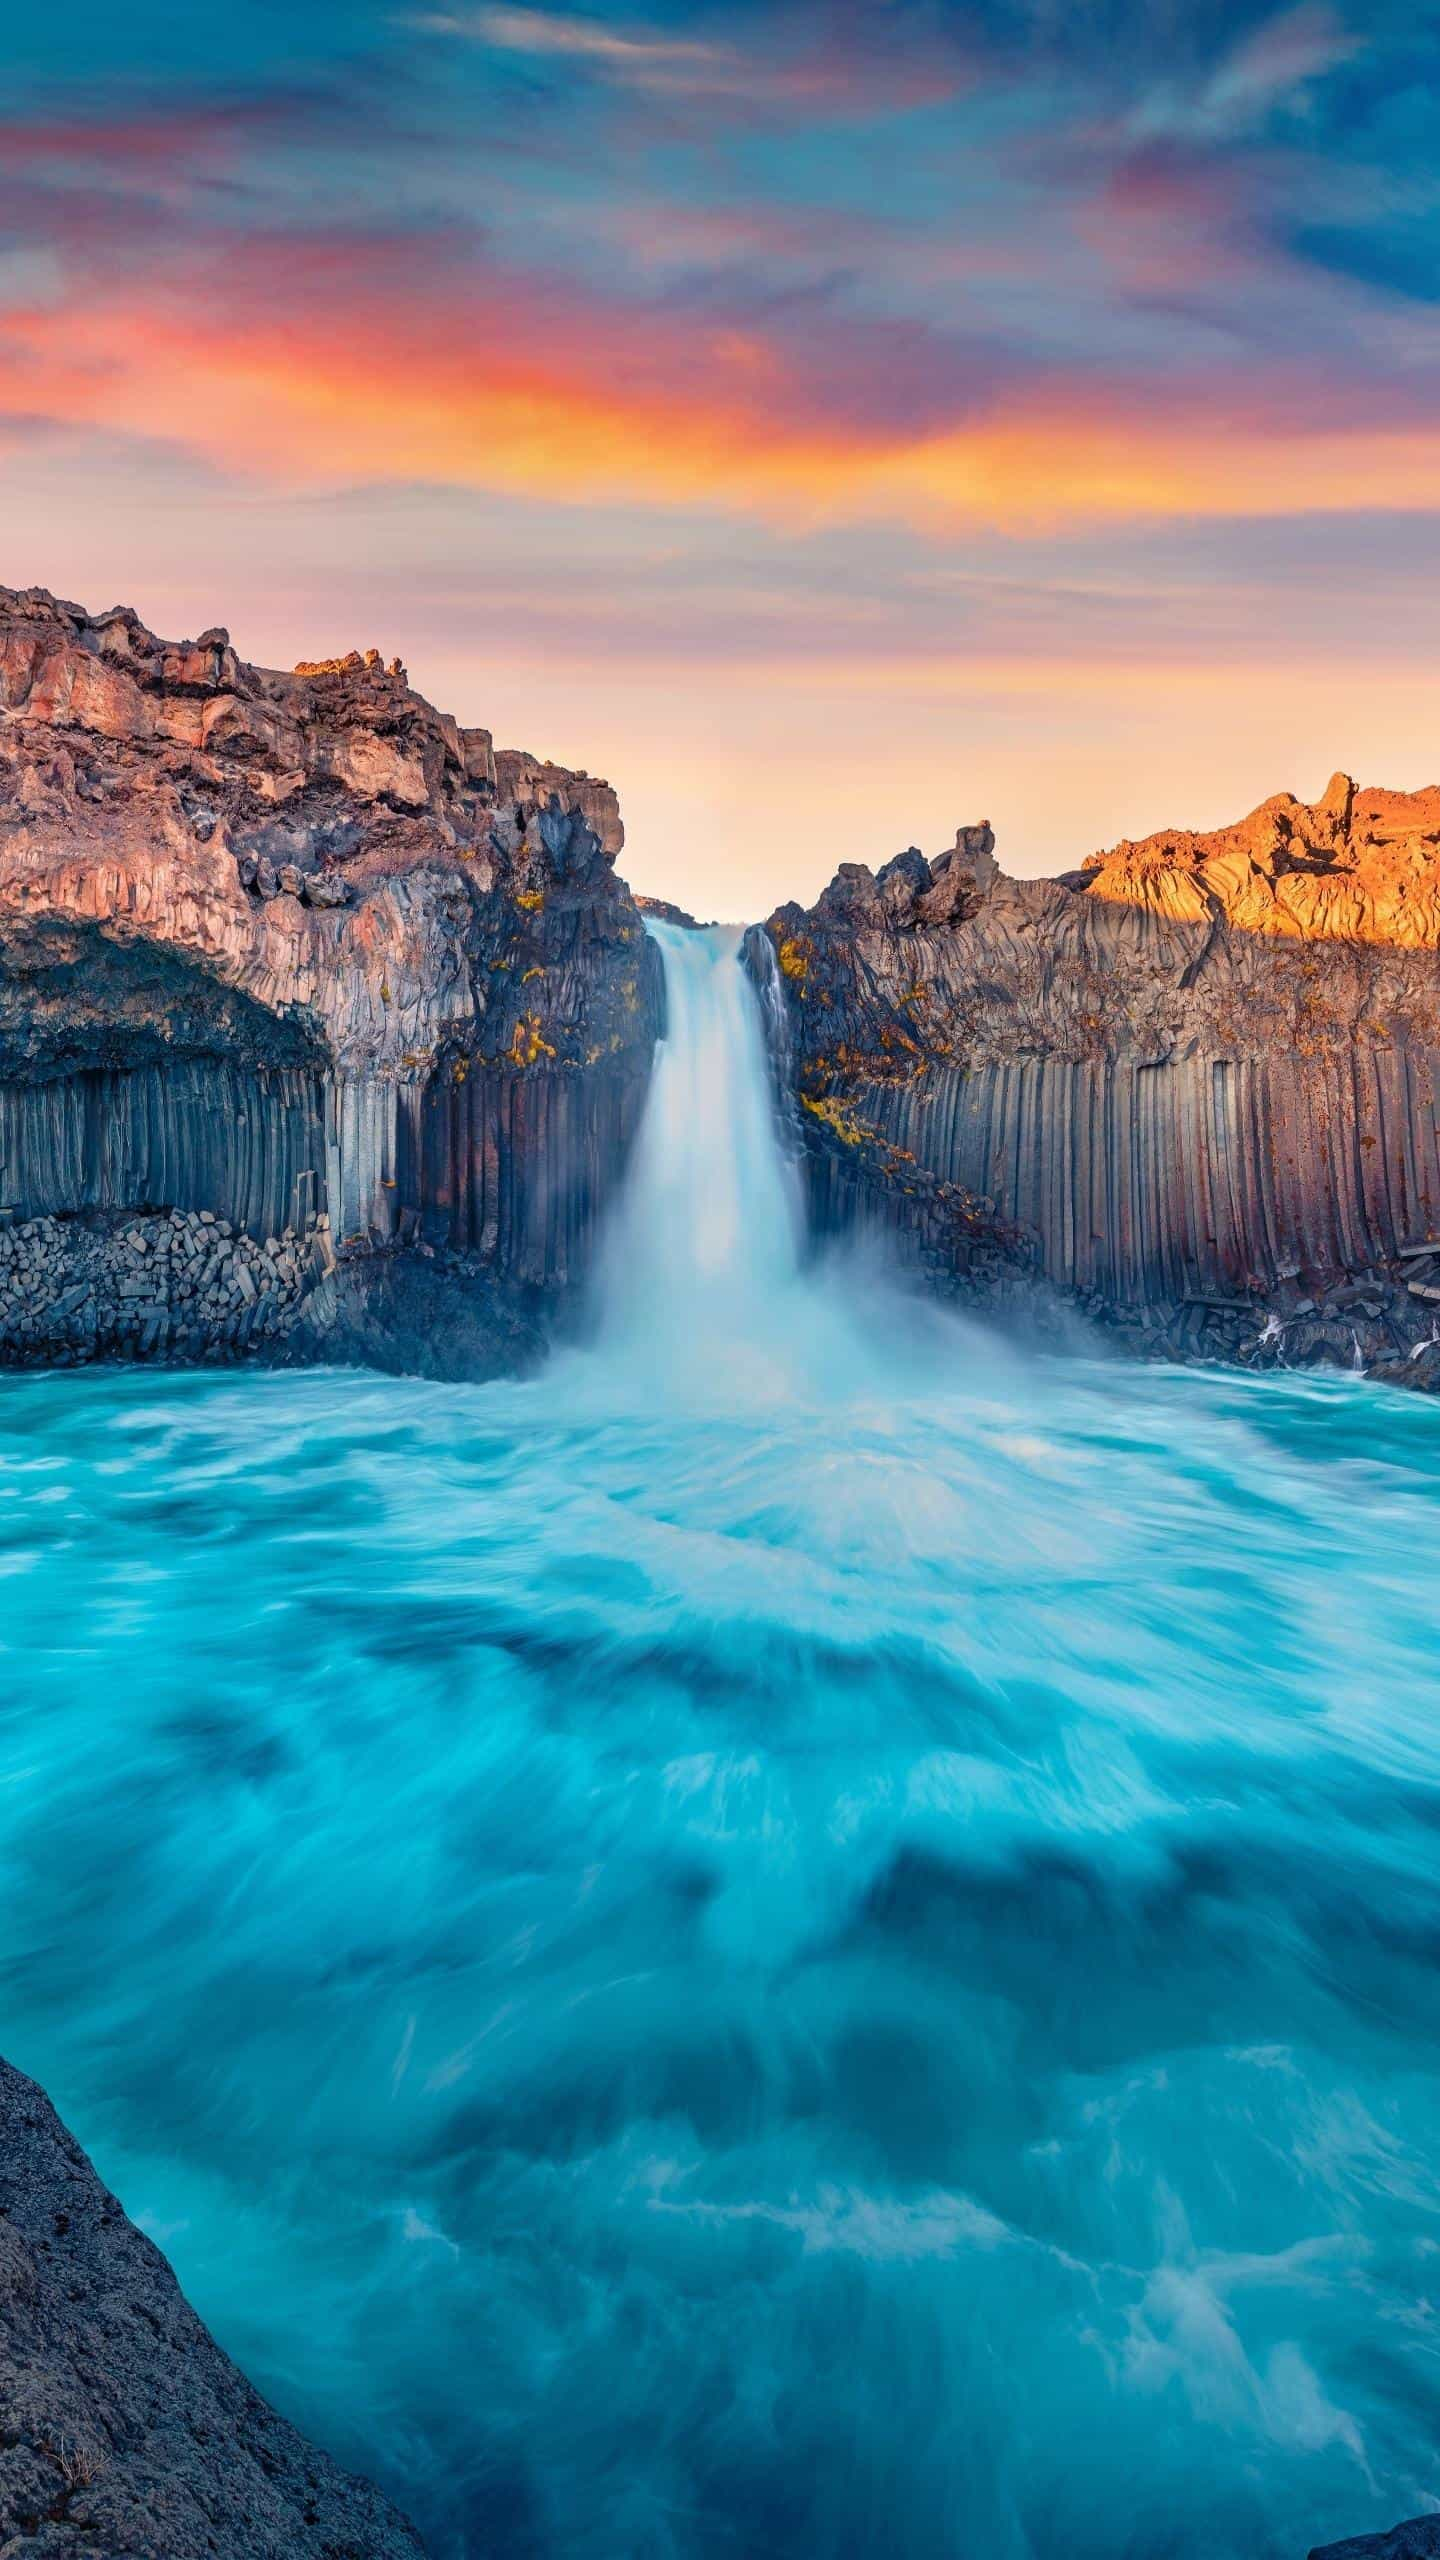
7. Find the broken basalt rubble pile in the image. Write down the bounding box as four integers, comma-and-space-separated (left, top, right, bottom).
0, 584, 660, 1373
0, 1207, 325, 1364
757, 781, 1440, 1382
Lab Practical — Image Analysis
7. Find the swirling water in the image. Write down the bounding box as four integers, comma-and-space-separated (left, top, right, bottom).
3, 924, 1440, 2558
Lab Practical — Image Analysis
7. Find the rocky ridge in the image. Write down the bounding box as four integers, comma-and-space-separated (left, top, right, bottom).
0, 584, 660, 1370
757, 780, 1440, 1380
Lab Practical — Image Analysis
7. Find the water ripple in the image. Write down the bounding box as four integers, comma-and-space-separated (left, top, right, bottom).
0, 1345, 1438, 2558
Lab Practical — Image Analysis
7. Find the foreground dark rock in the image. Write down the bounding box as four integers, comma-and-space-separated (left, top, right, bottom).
633, 892, 707, 929
1309, 2521, 1440, 2558
0, 2053, 425, 2557
0, 585, 661, 1374
756, 782, 1440, 1380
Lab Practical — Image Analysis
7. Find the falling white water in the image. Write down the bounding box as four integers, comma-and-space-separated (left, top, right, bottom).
591, 917, 1008, 1409
594, 921, 811, 1391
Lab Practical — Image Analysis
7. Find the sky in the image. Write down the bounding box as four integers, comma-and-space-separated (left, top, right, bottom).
2, 0, 1439, 913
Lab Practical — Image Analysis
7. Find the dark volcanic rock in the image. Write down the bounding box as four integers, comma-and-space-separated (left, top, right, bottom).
757, 778, 1440, 1372
634, 893, 709, 929
0, 584, 663, 1373
1309, 2522, 1440, 2558
0, 2052, 425, 2558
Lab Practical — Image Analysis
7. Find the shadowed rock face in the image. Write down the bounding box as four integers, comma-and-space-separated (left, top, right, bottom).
0, 585, 661, 1370
758, 782, 1440, 1380
1309, 2523, 1440, 2559
0, 2053, 426, 2558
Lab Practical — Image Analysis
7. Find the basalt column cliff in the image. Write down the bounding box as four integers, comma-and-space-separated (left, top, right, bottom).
757, 781, 1440, 1378
0, 587, 660, 1372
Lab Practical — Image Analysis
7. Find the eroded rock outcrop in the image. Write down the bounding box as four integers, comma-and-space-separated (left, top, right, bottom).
0, 585, 660, 1371
758, 779, 1440, 1377
0, 2052, 425, 2557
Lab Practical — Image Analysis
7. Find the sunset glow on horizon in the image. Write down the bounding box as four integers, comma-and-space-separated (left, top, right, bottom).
3, 0, 1439, 913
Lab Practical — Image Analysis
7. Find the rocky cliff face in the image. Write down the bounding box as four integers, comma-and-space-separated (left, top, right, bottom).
0, 2052, 425, 2557
0, 587, 660, 1371
758, 779, 1440, 1378
10, 574, 1440, 1387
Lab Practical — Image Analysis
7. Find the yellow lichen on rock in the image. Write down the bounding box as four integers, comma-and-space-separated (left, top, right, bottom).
509, 1015, 557, 1068
801, 1092, 874, 1146
293, 648, 396, 678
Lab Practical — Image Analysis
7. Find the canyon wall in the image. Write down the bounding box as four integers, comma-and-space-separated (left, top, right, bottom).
0, 587, 661, 1371
757, 780, 1440, 1377
9, 570, 1440, 1386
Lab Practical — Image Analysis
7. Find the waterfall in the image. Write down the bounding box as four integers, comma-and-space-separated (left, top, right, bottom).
588, 918, 998, 1407
593, 921, 807, 1385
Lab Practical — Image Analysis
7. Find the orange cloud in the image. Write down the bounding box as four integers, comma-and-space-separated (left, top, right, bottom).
6, 267, 1440, 537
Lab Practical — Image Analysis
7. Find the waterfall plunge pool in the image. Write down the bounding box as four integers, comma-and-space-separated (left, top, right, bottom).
1, 924, 1438, 2559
